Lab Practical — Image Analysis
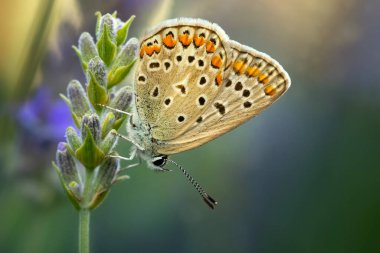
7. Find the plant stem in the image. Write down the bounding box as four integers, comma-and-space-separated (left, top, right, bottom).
79, 169, 94, 253
79, 209, 90, 253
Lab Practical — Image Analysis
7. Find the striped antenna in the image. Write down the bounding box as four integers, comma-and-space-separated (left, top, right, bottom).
166, 159, 218, 209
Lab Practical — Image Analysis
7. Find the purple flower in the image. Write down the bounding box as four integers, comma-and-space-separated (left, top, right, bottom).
17, 86, 73, 144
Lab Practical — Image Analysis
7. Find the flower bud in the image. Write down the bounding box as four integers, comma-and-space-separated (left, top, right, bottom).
100, 129, 118, 155
78, 32, 98, 61
87, 57, 109, 110
95, 155, 119, 192
76, 114, 104, 169
96, 14, 117, 66
67, 80, 90, 118
108, 38, 138, 88
116, 38, 138, 66
81, 114, 101, 143
109, 87, 132, 119
89, 154, 120, 210
96, 13, 116, 41
66, 127, 82, 152
72, 32, 99, 71
56, 142, 81, 189
88, 57, 107, 88
101, 112, 116, 138
115, 17, 124, 30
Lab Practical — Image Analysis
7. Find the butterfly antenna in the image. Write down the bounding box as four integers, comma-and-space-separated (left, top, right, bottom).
96, 104, 132, 116
166, 159, 218, 209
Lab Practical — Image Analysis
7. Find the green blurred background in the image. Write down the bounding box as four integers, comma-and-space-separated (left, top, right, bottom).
1, 0, 380, 252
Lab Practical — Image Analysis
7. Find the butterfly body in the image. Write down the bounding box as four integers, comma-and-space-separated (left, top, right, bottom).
127, 18, 290, 169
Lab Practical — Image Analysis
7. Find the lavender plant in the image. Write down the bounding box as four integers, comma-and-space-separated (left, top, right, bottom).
52, 12, 137, 253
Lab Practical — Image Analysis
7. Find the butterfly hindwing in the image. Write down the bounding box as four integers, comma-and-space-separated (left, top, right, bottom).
157, 40, 291, 155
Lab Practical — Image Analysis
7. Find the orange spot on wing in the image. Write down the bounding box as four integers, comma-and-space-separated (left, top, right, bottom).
179, 34, 193, 46
233, 60, 246, 75
233, 60, 243, 71
258, 73, 269, 84
193, 34, 205, 47
145, 46, 155, 56
264, 85, 276, 96
153, 45, 161, 54
211, 55, 223, 69
206, 41, 216, 53
246, 66, 260, 77
163, 34, 176, 48
215, 72, 223, 86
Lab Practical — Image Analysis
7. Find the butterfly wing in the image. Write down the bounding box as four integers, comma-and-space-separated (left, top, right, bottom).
135, 18, 231, 141
157, 40, 291, 155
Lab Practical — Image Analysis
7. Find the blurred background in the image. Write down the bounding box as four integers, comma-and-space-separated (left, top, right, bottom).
1, 0, 380, 252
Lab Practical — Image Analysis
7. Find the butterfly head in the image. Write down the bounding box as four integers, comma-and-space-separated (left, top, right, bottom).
135, 147, 168, 170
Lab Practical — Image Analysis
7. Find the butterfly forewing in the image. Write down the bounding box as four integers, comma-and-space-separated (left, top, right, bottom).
135, 18, 230, 141
157, 40, 290, 155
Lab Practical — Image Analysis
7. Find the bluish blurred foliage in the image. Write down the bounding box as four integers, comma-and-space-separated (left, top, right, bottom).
1, 0, 380, 253
17, 87, 72, 144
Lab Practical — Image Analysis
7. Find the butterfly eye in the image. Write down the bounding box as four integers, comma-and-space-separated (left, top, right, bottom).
152, 155, 168, 167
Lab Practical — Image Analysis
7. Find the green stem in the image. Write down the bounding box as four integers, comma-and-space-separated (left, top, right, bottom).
79, 169, 94, 253
79, 209, 90, 253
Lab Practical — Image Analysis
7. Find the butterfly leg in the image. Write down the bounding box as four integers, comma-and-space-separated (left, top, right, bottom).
111, 131, 145, 151
107, 146, 137, 161
107, 154, 135, 161
118, 149, 141, 172
113, 175, 130, 184
113, 163, 140, 183
119, 162, 140, 171
112, 149, 141, 183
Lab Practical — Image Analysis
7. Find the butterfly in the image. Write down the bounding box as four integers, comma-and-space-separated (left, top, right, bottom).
115, 18, 290, 208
